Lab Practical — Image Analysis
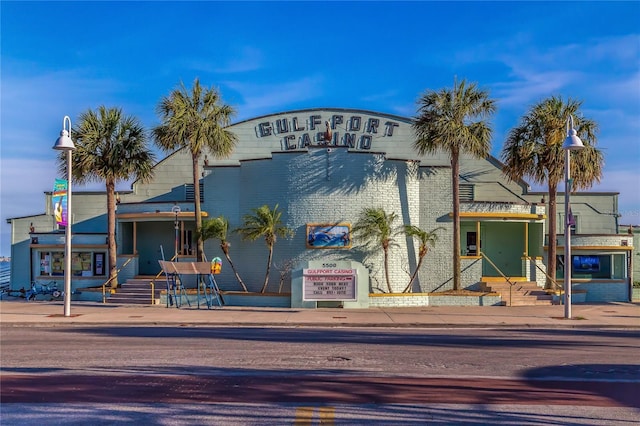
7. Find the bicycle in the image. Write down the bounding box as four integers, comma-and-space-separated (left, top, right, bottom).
25, 280, 63, 301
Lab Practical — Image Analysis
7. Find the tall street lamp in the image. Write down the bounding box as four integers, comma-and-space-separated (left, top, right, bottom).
172, 205, 181, 260
562, 115, 584, 319
53, 116, 76, 317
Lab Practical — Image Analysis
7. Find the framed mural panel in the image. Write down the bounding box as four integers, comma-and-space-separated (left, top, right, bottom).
306, 223, 351, 249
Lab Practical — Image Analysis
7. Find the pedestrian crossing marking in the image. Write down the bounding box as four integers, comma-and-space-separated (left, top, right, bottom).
295, 406, 335, 424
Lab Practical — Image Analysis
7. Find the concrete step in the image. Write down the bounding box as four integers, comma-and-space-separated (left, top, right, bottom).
481, 281, 553, 306
105, 276, 163, 305
106, 297, 154, 305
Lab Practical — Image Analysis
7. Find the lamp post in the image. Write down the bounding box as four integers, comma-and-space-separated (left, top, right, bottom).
172, 205, 181, 260
562, 115, 584, 319
53, 116, 76, 317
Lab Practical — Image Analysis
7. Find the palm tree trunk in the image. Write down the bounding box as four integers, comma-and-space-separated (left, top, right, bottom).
261, 243, 273, 293
403, 255, 424, 293
106, 180, 118, 288
547, 182, 558, 289
192, 154, 205, 261
222, 244, 248, 292
383, 247, 392, 293
451, 150, 461, 291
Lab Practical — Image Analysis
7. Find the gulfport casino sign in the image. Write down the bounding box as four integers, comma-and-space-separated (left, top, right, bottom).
303, 268, 357, 301
255, 113, 403, 151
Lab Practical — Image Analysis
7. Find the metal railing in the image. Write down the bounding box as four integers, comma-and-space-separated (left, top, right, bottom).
101, 257, 134, 303
146, 253, 179, 305
522, 255, 563, 292
149, 264, 173, 305
479, 251, 517, 306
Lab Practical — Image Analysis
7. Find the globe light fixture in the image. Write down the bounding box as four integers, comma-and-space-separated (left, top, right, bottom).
562, 115, 584, 319
53, 116, 76, 317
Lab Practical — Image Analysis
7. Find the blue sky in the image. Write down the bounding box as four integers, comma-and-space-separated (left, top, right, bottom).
1, 1, 639, 256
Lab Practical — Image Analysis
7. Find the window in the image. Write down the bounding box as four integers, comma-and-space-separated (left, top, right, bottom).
466, 231, 478, 256
556, 254, 623, 280
38, 250, 107, 278
181, 229, 194, 255
573, 255, 600, 273
72, 253, 93, 277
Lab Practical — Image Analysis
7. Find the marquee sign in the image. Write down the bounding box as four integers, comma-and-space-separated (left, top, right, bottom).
255, 113, 403, 151
303, 268, 357, 301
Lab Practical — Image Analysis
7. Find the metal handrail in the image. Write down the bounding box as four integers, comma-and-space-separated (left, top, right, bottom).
149, 253, 179, 305
149, 266, 171, 305
101, 256, 134, 303
522, 255, 563, 292
479, 251, 516, 306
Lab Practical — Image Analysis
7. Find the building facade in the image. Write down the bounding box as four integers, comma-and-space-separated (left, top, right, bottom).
7, 108, 634, 304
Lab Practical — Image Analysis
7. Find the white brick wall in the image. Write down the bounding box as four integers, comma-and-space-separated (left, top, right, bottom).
368, 293, 502, 307
574, 282, 629, 302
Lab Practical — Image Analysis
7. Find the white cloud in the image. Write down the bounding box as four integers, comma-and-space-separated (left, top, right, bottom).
492, 70, 578, 109
361, 90, 399, 103
225, 75, 325, 119
590, 71, 640, 109
181, 46, 265, 74
1, 65, 134, 162
595, 169, 640, 226
578, 34, 640, 65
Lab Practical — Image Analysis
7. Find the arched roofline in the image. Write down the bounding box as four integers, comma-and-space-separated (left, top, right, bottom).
229, 107, 413, 128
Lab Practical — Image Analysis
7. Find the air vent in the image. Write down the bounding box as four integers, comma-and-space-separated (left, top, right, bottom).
185, 182, 204, 202
460, 184, 474, 202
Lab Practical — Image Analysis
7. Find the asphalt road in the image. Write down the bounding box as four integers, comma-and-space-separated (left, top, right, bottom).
1, 326, 639, 425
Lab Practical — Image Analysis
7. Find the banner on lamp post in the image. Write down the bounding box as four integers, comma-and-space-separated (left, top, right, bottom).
53, 178, 68, 226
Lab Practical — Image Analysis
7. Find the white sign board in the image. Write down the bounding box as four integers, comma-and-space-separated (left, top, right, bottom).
303, 268, 357, 301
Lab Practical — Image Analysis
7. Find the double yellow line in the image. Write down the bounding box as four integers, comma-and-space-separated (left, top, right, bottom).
295, 406, 335, 424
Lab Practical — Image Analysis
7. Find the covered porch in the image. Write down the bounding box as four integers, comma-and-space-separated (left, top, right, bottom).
458, 202, 547, 285
116, 202, 207, 276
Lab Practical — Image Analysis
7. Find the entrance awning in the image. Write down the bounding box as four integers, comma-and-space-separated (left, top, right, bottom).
452, 212, 546, 221
117, 211, 209, 222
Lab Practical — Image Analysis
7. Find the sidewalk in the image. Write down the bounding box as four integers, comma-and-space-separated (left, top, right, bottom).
1, 299, 639, 328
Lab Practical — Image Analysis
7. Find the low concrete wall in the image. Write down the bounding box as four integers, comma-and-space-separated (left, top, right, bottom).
369, 293, 430, 307
552, 289, 588, 304
428, 294, 502, 306
76, 288, 106, 303
220, 292, 291, 308
158, 292, 291, 308
573, 282, 628, 302
368, 292, 503, 307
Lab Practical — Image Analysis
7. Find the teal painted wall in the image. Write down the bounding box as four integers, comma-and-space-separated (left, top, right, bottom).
7, 108, 624, 301
481, 222, 525, 277
137, 222, 176, 275
527, 223, 544, 258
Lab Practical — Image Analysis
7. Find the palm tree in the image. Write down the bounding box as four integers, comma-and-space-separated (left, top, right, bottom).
235, 204, 294, 293
501, 96, 603, 288
351, 207, 399, 293
198, 215, 248, 292
412, 78, 496, 291
67, 106, 155, 288
153, 78, 238, 261
402, 226, 443, 293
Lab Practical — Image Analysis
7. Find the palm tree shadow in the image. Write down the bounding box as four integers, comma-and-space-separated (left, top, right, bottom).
522, 363, 640, 409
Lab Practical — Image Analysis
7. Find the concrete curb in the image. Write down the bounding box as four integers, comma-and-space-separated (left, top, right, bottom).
2, 299, 638, 329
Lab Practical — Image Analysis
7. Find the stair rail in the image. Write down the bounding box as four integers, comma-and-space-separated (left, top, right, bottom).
148, 253, 180, 305
479, 251, 517, 307
101, 256, 134, 303
522, 255, 563, 292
